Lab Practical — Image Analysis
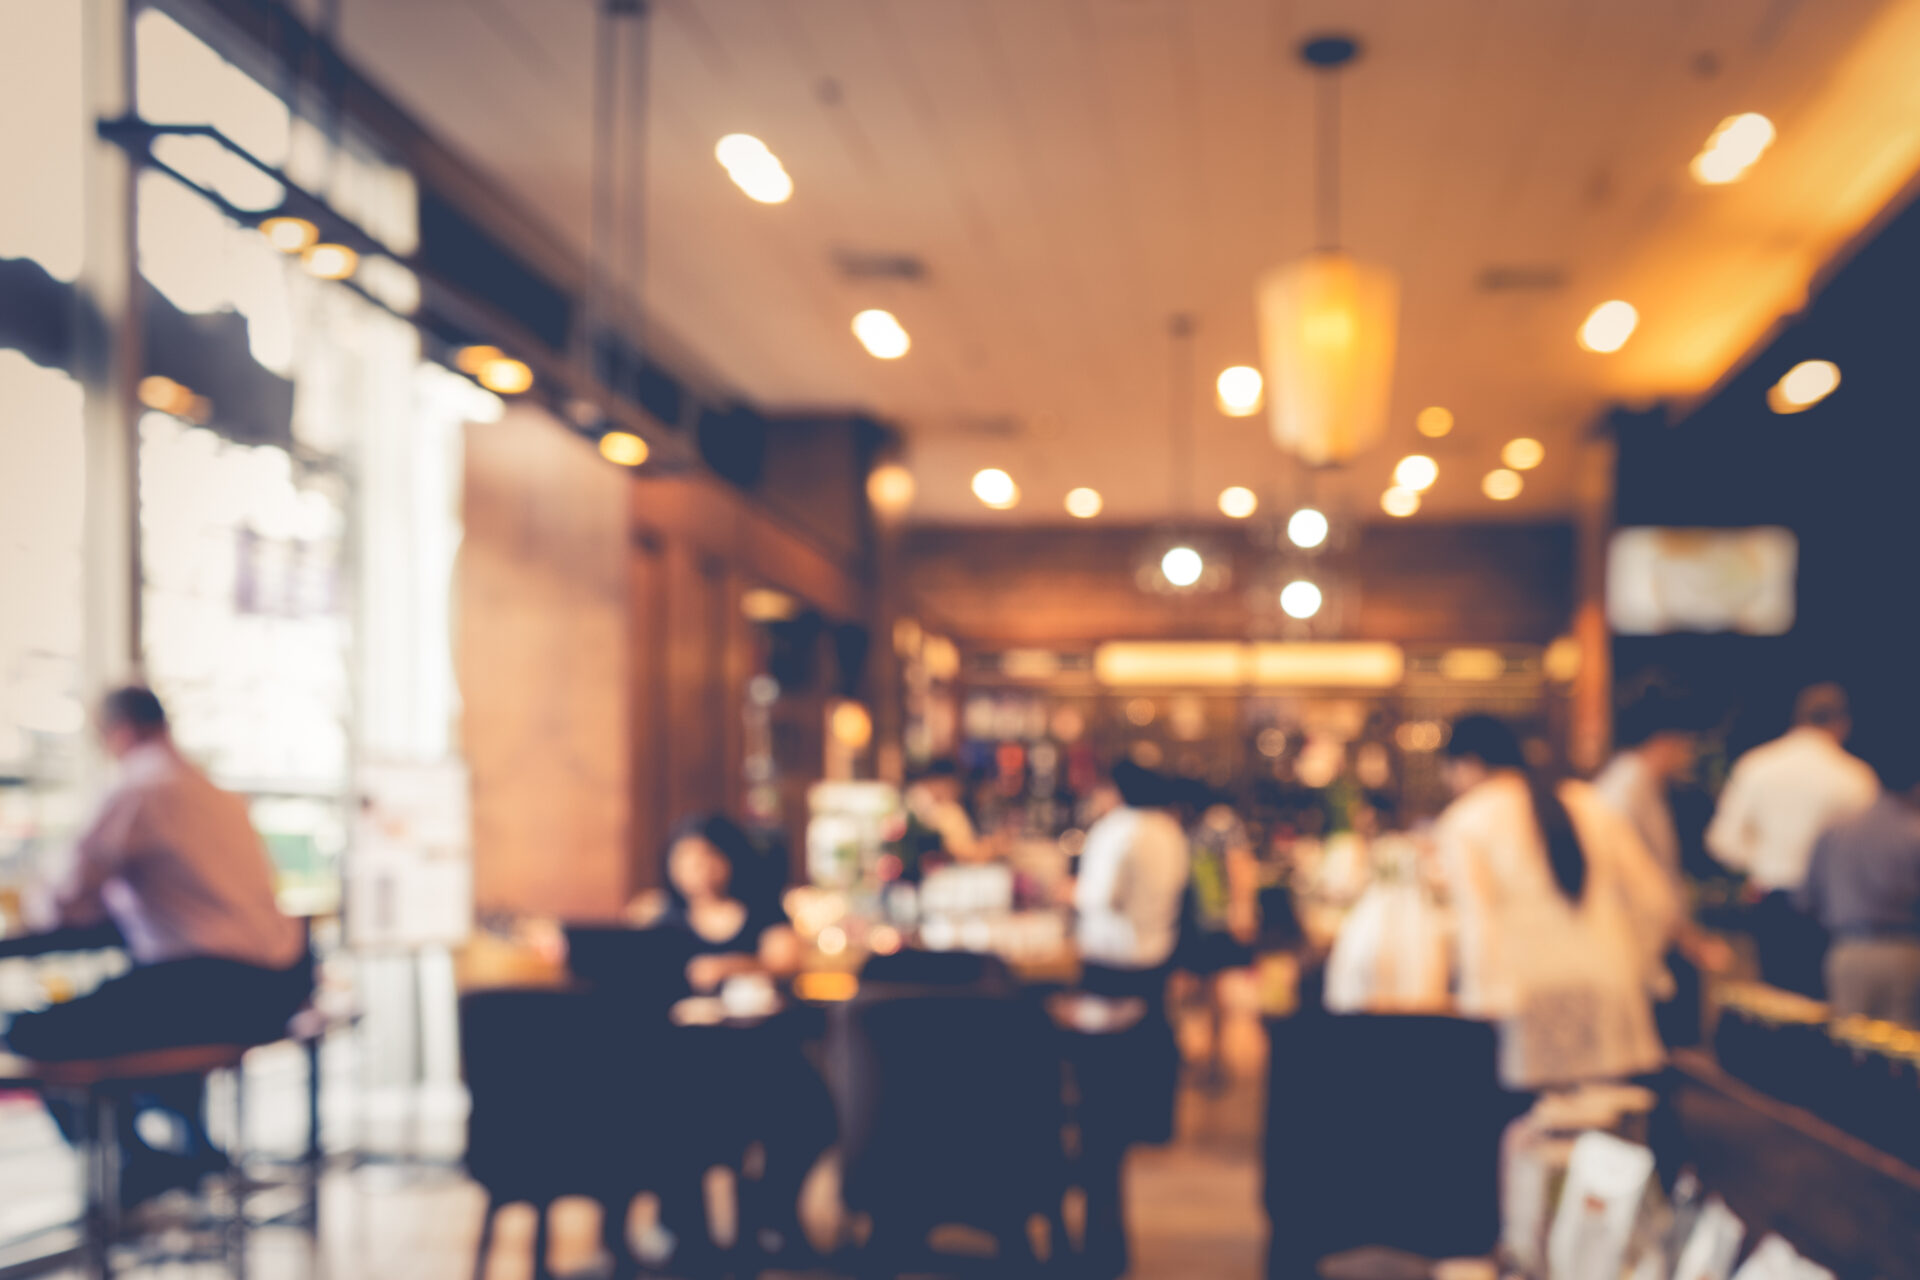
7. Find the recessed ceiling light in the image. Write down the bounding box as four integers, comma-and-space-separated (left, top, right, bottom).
1161, 546, 1204, 587
1215, 366, 1263, 417
852, 309, 910, 359
1416, 406, 1454, 438
867, 463, 916, 512
598, 431, 649, 467
1381, 487, 1420, 518
1064, 487, 1103, 518
1393, 454, 1439, 492
1690, 112, 1775, 185
715, 133, 793, 203
1482, 468, 1523, 501
1767, 360, 1840, 414
1502, 438, 1545, 470
1280, 580, 1323, 620
1218, 486, 1258, 519
1579, 300, 1638, 353
477, 356, 534, 395
1287, 507, 1329, 549
971, 468, 1018, 509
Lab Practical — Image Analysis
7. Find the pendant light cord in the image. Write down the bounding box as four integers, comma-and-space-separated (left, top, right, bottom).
1316, 69, 1341, 252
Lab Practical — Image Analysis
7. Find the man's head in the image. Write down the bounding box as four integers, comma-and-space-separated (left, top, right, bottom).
912, 758, 964, 803
1615, 690, 1700, 780
1793, 682, 1852, 744
97, 685, 169, 759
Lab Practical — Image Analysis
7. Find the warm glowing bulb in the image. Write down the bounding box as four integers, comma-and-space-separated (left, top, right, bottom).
1218, 486, 1258, 519
715, 133, 793, 203
1502, 437, 1545, 471
454, 345, 502, 375
852, 309, 910, 359
1161, 546, 1203, 587
599, 431, 649, 467
1482, 468, 1523, 501
1215, 365, 1263, 417
867, 463, 916, 512
1768, 360, 1840, 413
301, 243, 358, 280
972, 468, 1018, 509
1280, 580, 1323, 620
1690, 113, 1775, 185
260, 216, 317, 253
1287, 507, 1329, 549
1381, 487, 1420, 518
1393, 454, 1439, 492
1064, 487, 1103, 519
1416, 406, 1454, 438
1579, 300, 1638, 353
830, 701, 873, 750
478, 356, 534, 395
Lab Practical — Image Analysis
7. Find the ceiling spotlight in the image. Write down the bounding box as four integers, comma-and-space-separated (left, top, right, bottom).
1579, 300, 1638, 353
1691, 112, 1775, 185
1064, 487, 1103, 519
1482, 468, 1523, 501
300, 243, 358, 281
1416, 406, 1454, 438
598, 431, 649, 467
1767, 359, 1840, 414
1218, 486, 1258, 519
867, 463, 916, 513
1287, 507, 1330, 549
852, 309, 911, 359
1161, 545, 1204, 588
971, 468, 1019, 509
1393, 454, 1439, 492
715, 133, 793, 203
1215, 365, 1264, 417
259, 216, 318, 254
477, 356, 534, 395
1502, 437, 1545, 470
1280, 579, 1323, 620
1381, 486, 1420, 517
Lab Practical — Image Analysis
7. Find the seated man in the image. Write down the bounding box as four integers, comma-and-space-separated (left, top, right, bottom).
5, 686, 312, 1201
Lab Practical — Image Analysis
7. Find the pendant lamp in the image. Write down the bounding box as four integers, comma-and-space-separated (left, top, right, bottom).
1259, 36, 1398, 467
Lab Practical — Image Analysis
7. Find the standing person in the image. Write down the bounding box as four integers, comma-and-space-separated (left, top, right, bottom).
6, 687, 312, 1203
1176, 782, 1258, 1089
1707, 683, 1879, 995
1436, 716, 1677, 1091
1070, 761, 1191, 1280
901, 759, 988, 864
1594, 694, 1732, 1043
1796, 742, 1920, 1027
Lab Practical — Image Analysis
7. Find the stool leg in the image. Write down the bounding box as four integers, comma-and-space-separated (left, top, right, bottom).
80, 1089, 119, 1280
307, 1031, 324, 1233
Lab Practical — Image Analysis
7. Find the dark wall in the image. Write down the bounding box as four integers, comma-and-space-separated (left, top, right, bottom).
1613, 191, 1920, 754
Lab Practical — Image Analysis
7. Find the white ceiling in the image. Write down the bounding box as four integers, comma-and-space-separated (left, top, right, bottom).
331, 0, 1920, 524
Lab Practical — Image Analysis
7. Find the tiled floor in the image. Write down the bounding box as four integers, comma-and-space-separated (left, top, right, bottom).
2, 997, 1275, 1279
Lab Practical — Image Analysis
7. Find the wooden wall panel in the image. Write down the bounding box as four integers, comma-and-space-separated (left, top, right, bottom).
460, 409, 631, 920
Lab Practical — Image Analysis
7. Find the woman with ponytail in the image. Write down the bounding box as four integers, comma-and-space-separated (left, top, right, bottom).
1436, 716, 1678, 1090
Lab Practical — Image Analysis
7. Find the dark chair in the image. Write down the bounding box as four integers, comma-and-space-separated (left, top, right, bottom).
833, 990, 1068, 1276
857, 947, 1015, 993
1263, 1003, 1518, 1277
460, 988, 656, 1280
563, 925, 695, 1020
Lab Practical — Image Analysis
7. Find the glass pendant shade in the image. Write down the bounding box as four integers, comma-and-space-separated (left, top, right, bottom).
1257, 249, 1399, 466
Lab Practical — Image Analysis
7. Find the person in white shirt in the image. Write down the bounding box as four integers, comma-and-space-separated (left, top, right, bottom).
1074, 762, 1191, 981
1706, 683, 1879, 993
1437, 716, 1678, 1091
6, 687, 311, 1202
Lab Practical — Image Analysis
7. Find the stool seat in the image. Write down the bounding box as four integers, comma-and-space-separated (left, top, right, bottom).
0, 1043, 248, 1091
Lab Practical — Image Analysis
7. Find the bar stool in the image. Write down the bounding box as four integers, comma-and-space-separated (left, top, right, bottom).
0, 1043, 249, 1279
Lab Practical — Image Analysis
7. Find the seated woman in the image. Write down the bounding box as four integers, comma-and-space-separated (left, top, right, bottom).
625, 815, 831, 1265
627, 814, 801, 995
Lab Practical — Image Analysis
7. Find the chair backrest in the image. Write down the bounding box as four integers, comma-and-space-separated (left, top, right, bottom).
857, 947, 1015, 993
835, 990, 1066, 1227
563, 925, 695, 1018
459, 987, 648, 1201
